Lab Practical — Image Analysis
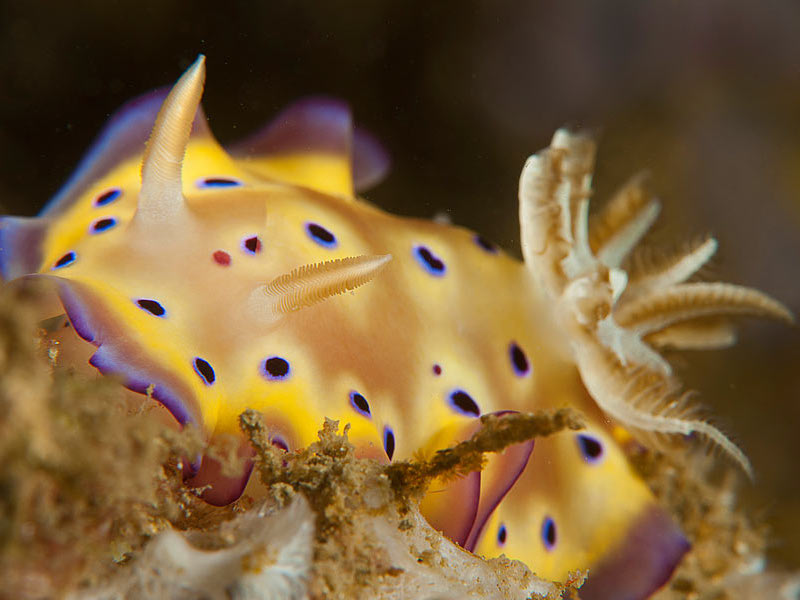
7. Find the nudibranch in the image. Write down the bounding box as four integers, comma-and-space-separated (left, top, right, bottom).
0, 56, 792, 599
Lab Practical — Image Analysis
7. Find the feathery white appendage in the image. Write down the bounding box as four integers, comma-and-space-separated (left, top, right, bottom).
249, 254, 392, 324
554, 129, 596, 263
574, 340, 754, 479
596, 199, 661, 269
518, 128, 792, 477
588, 172, 649, 250
551, 128, 597, 185
267, 254, 393, 313
595, 316, 672, 375
645, 317, 737, 350
518, 154, 567, 296
625, 237, 718, 299
561, 198, 597, 280
615, 282, 794, 336
587, 172, 662, 270
137, 55, 206, 222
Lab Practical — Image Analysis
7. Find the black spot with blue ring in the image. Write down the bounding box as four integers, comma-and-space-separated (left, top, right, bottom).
541, 517, 557, 551
448, 389, 481, 417
262, 356, 291, 380
193, 357, 216, 385
509, 342, 531, 377
413, 245, 446, 276
349, 390, 371, 418
383, 426, 396, 460
90, 217, 118, 234
241, 235, 262, 255
52, 251, 77, 270
497, 523, 507, 546
196, 177, 242, 189
94, 188, 122, 207
305, 222, 337, 248
136, 299, 167, 317
576, 434, 604, 464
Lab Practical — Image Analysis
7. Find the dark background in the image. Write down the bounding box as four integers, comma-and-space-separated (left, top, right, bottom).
1, 0, 799, 567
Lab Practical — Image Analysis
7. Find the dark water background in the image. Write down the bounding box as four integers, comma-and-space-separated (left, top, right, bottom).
1, 0, 798, 567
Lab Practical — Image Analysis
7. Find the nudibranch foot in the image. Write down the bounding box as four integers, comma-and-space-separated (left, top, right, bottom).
413, 410, 537, 551
519, 128, 794, 477
580, 505, 690, 600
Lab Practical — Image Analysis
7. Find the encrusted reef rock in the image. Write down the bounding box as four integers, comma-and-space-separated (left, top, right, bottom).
0, 285, 572, 600
75, 498, 315, 600
78, 491, 560, 600
641, 451, 800, 600
233, 410, 579, 600
0, 284, 797, 600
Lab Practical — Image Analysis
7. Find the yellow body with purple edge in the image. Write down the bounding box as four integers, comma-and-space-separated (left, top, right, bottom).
3, 56, 790, 598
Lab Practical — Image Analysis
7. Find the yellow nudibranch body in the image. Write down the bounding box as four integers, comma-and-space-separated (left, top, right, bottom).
0, 57, 791, 600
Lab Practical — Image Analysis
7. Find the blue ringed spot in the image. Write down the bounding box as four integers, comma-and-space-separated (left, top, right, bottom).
305, 222, 337, 248
90, 217, 117, 234
509, 342, 530, 377
135, 298, 166, 317
474, 234, 499, 254
262, 356, 290, 380
94, 188, 122, 207
241, 235, 262, 254
413, 245, 446, 276
196, 176, 242, 188
383, 426, 396, 461
541, 517, 557, 551
576, 434, 604, 464
52, 251, 77, 269
193, 357, 216, 385
497, 523, 507, 546
448, 389, 480, 417
349, 390, 371, 418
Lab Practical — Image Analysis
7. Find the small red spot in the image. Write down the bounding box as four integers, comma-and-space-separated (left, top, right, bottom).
433, 364, 442, 376
213, 250, 231, 266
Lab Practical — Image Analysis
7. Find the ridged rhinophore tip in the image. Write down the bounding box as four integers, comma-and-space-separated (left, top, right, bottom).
137, 56, 207, 222
249, 254, 393, 324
